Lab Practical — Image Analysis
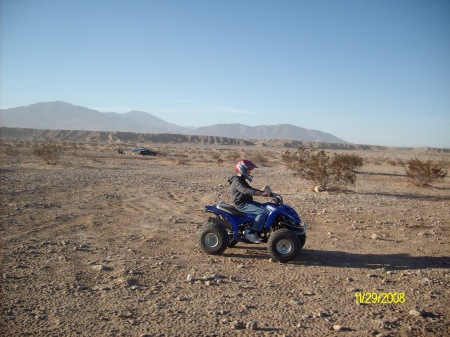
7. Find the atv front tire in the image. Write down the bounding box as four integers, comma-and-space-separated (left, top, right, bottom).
267, 228, 301, 263
299, 233, 306, 249
199, 223, 228, 255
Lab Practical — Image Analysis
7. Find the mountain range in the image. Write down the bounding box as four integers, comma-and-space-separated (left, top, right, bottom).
0, 101, 347, 143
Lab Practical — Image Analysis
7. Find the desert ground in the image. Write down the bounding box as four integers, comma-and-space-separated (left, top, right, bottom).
1, 139, 449, 337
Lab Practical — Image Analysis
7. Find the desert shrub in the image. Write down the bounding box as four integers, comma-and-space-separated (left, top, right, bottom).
334, 153, 364, 170
32, 141, 63, 165
224, 150, 241, 162
210, 151, 221, 160
389, 158, 405, 166
404, 158, 447, 187
282, 147, 363, 190
4, 145, 19, 156
248, 153, 269, 165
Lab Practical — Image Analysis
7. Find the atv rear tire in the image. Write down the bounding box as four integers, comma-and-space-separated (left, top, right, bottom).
267, 228, 301, 263
199, 223, 228, 255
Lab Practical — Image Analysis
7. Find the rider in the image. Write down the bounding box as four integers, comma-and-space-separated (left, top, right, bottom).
228, 160, 269, 243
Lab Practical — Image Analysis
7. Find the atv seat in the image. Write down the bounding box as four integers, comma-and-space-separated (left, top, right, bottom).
217, 203, 246, 216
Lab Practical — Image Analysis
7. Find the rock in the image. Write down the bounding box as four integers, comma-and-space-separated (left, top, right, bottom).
409, 309, 422, 317
314, 185, 324, 193
122, 278, 139, 287
333, 324, 342, 331
117, 312, 133, 319
371, 233, 378, 240
41, 241, 57, 246
176, 295, 188, 301
246, 320, 258, 330
91, 264, 112, 271
420, 277, 430, 285
231, 320, 244, 329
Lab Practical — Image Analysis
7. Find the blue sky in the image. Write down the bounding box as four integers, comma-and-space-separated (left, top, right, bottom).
1, 0, 449, 147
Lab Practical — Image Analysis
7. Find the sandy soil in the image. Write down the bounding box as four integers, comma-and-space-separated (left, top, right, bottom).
1, 141, 449, 337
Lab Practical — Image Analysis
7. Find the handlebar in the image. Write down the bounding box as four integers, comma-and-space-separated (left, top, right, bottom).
269, 192, 283, 206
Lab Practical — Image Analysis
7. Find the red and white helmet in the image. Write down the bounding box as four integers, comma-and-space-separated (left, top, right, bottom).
235, 159, 258, 181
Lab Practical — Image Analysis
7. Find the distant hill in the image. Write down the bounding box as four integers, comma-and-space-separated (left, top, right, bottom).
0, 101, 185, 134
194, 123, 345, 143
0, 101, 347, 143
5, 127, 448, 154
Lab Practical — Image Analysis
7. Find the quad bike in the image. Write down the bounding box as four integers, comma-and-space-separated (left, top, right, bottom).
199, 188, 307, 263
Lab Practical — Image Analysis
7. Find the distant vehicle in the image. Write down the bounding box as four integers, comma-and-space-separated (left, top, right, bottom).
132, 147, 157, 156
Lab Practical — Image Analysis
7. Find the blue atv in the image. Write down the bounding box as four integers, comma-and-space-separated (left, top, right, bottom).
200, 190, 307, 263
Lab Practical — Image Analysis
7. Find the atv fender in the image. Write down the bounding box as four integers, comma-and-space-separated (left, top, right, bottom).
208, 217, 232, 230
205, 206, 241, 231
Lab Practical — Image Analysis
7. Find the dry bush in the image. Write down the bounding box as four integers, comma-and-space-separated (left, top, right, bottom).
404, 158, 447, 187
247, 153, 269, 166
396, 158, 405, 166
32, 141, 63, 165
223, 150, 241, 162
210, 151, 222, 161
282, 147, 363, 190
334, 153, 364, 170
175, 158, 191, 165
4, 145, 19, 156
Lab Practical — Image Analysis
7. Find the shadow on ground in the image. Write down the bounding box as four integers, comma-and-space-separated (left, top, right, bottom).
225, 246, 449, 270
296, 249, 449, 270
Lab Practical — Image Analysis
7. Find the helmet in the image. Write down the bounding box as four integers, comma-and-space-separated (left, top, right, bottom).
235, 159, 258, 181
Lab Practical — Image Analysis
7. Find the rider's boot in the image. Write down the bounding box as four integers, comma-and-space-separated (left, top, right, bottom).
244, 228, 261, 244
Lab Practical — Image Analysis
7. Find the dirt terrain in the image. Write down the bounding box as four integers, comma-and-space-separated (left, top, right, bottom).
1, 139, 449, 337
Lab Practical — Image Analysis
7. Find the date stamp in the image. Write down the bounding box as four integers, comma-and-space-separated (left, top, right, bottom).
355, 292, 405, 304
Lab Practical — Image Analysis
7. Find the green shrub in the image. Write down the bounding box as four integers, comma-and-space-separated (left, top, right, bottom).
404, 158, 447, 187
32, 142, 63, 165
282, 148, 363, 190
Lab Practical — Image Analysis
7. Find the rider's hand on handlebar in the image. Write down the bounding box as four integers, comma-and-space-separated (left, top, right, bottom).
260, 190, 270, 197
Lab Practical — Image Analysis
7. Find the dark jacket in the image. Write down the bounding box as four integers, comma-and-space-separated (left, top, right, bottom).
228, 175, 261, 208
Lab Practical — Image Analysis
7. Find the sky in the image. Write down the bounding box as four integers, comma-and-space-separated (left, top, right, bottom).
1, 0, 449, 148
